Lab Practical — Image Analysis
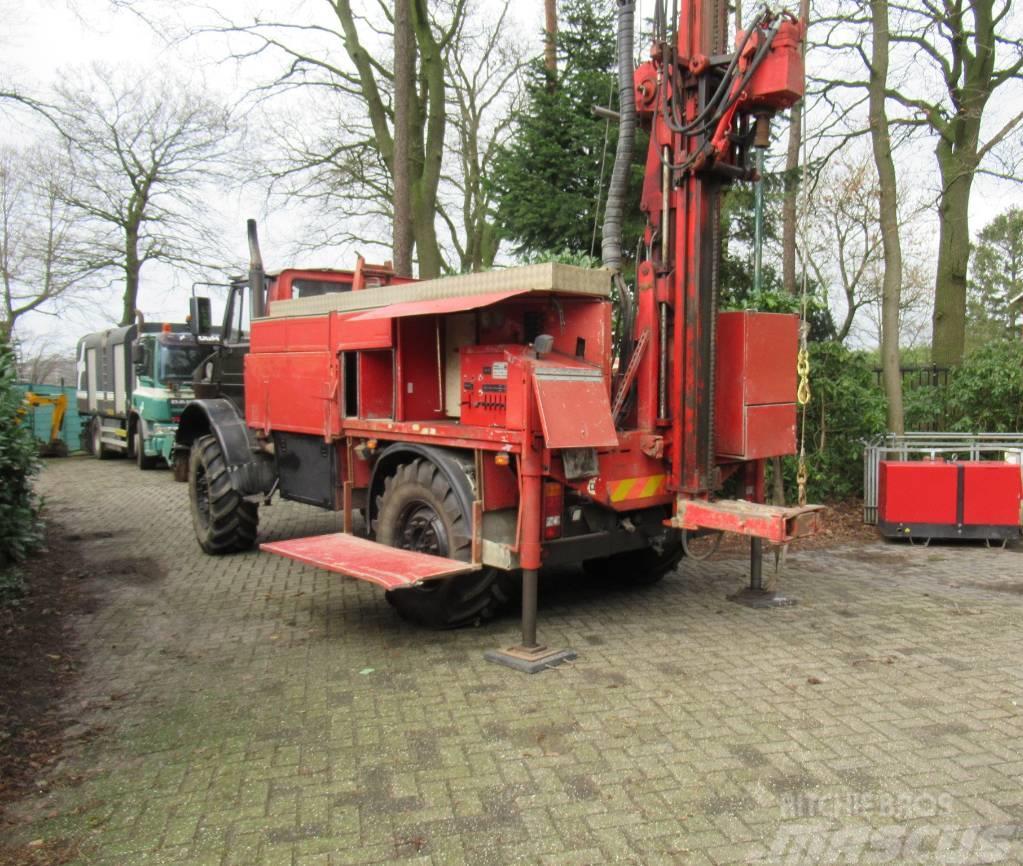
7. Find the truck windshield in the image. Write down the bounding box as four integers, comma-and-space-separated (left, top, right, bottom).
157, 345, 208, 382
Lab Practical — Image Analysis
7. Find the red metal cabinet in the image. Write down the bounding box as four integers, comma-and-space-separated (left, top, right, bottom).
962, 462, 1022, 526
879, 461, 958, 526
714, 311, 797, 460
878, 459, 1022, 541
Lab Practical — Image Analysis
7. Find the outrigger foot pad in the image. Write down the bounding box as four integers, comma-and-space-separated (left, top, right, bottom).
484, 645, 577, 674
728, 588, 798, 609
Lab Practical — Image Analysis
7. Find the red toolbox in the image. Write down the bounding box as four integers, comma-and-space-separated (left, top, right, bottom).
878, 459, 1022, 542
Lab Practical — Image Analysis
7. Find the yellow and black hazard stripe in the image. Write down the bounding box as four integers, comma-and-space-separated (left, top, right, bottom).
608, 474, 668, 503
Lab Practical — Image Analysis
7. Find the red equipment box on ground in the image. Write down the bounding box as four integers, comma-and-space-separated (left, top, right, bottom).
878, 459, 1022, 542
714, 311, 797, 460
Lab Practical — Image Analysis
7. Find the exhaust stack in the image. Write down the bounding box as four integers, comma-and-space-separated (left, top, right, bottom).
247, 219, 265, 320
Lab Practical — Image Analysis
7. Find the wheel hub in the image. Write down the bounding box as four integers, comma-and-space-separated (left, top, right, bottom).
398, 503, 448, 556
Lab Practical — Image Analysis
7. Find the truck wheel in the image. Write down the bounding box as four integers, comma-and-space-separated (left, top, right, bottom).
91, 419, 112, 460
189, 434, 259, 554
135, 426, 158, 470
376, 458, 509, 629
582, 538, 683, 586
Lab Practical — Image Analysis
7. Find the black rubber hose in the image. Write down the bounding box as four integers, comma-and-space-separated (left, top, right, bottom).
601, 0, 636, 273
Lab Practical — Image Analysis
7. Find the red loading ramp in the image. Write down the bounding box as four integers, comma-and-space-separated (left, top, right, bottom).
261, 533, 478, 590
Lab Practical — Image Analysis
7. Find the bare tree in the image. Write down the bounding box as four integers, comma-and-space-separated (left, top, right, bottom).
0, 145, 97, 342
393, 0, 415, 276
55, 66, 234, 326
189, 0, 522, 277
804, 150, 933, 349
781, 0, 809, 297
804, 155, 884, 343
887, 0, 1023, 366
441, 3, 524, 272
812, 0, 1023, 366
868, 0, 904, 433
15, 336, 77, 385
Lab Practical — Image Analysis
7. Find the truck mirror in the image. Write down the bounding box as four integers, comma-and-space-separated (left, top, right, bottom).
190, 296, 212, 337
131, 342, 145, 365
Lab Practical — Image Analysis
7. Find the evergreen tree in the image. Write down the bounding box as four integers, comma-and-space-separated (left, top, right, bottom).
491, 0, 644, 259
967, 207, 1023, 348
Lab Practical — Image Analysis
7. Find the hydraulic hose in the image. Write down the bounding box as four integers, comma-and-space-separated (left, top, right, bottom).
601, 0, 636, 273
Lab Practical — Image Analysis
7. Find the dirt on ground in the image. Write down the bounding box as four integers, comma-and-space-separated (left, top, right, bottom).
0, 526, 88, 866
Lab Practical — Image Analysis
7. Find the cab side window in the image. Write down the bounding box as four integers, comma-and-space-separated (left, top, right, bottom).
226, 287, 250, 344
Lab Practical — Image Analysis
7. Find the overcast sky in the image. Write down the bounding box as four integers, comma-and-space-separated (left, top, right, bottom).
4, 0, 1021, 356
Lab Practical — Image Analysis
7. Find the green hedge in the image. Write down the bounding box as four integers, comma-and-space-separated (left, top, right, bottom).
781, 338, 1023, 502
0, 339, 42, 599
781, 341, 887, 501
946, 340, 1023, 433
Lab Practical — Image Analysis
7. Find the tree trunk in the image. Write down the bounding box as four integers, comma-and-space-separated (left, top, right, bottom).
782, 102, 801, 297
544, 0, 557, 77
392, 0, 415, 277
121, 226, 140, 326
868, 0, 903, 434
931, 150, 975, 366
781, 0, 808, 297
410, 0, 446, 278
773, 0, 807, 505
412, 181, 444, 279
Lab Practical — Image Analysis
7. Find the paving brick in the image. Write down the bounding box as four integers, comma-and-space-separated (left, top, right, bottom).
4, 455, 1023, 864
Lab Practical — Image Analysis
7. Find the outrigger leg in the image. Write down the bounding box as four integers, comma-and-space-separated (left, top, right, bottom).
728, 536, 797, 608
485, 472, 576, 673
484, 569, 577, 674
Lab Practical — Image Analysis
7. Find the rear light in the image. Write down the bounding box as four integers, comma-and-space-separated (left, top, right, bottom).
542, 481, 563, 540
495, 452, 510, 466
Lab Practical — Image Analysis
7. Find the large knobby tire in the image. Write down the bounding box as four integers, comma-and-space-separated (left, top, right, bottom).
189, 434, 259, 555
582, 536, 683, 586
135, 425, 158, 470
377, 458, 510, 629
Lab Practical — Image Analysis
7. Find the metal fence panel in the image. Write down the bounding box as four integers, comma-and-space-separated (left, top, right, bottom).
862, 432, 1023, 524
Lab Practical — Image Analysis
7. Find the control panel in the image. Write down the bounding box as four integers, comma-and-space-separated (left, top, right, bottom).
460, 349, 509, 427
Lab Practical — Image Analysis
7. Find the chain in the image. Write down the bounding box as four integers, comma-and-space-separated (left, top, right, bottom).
796, 346, 811, 406
796, 75, 812, 508
796, 328, 810, 507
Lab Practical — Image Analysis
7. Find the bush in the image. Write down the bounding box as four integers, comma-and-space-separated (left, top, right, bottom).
782, 341, 887, 501
946, 339, 1023, 432
0, 339, 42, 591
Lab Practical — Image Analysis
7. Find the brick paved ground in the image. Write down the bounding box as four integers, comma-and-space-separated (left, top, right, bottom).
7, 455, 1023, 864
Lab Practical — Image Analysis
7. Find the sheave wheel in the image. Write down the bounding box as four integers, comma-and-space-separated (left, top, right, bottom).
135, 426, 158, 470
91, 418, 112, 460
377, 458, 510, 629
582, 536, 683, 586
189, 434, 259, 554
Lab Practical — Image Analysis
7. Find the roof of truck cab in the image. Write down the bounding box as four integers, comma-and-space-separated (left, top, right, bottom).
262, 263, 612, 320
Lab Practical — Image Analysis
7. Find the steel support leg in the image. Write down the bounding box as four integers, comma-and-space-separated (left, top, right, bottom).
729, 537, 797, 608
521, 568, 539, 648
485, 473, 576, 673
484, 569, 577, 673
729, 463, 797, 608
750, 537, 763, 591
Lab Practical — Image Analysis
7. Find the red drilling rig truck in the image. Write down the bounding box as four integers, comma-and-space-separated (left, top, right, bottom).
176, 0, 821, 671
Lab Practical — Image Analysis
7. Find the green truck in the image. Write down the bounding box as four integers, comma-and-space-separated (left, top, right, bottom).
76, 322, 216, 472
